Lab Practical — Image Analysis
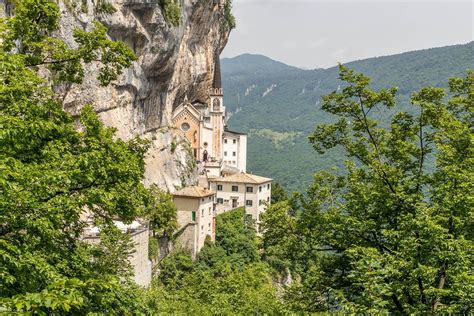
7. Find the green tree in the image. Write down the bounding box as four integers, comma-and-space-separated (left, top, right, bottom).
145, 185, 178, 237
261, 200, 297, 272
271, 181, 288, 203
223, 0, 236, 31
214, 208, 260, 268
0, 0, 160, 313
144, 209, 285, 314
262, 66, 473, 313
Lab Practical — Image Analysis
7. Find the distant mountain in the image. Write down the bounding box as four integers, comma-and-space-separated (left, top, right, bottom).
221, 53, 302, 76
222, 42, 474, 192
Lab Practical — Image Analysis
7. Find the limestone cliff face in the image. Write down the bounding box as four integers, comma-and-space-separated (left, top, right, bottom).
56, 0, 229, 190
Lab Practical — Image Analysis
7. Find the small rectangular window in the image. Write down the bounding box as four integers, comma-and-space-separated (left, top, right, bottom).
233, 152, 236, 157
259, 186, 262, 193
246, 200, 253, 206
217, 198, 223, 204
224, 139, 228, 143
224, 151, 227, 156
233, 139, 237, 144
192, 211, 196, 221
202, 209, 204, 217
232, 186, 239, 192
217, 185, 223, 191
246, 187, 253, 193
267, 184, 270, 189
267, 197, 270, 202
209, 207, 211, 215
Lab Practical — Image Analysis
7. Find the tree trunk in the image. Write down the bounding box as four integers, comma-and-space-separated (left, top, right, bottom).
432, 263, 447, 311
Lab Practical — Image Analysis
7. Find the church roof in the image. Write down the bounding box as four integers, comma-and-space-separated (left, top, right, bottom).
172, 102, 200, 122
173, 186, 216, 198
212, 57, 222, 89
211, 172, 272, 184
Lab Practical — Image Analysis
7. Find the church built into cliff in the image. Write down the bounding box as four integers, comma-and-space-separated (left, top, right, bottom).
172, 57, 272, 256
172, 58, 247, 177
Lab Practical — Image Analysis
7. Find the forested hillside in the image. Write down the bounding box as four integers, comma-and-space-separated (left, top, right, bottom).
222, 42, 474, 192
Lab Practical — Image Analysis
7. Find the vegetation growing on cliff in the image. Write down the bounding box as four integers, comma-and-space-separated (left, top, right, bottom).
95, 0, 116, 14
160, 0, 181, 27
223, 0, 236, 30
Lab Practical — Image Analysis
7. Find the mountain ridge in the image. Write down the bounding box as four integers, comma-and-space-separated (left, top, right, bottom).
223, 41, 474, 72
222, 42, 473, 192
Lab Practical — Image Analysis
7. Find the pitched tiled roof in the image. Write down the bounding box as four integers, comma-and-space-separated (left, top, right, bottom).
211, 172, 272, 184
173, 186, 215, 198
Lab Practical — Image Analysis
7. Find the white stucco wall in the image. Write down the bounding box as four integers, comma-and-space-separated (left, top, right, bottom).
222, 133, 247, 172
174, 195, 216, 256
209, 181, 271, 223
238, 135, 247, 172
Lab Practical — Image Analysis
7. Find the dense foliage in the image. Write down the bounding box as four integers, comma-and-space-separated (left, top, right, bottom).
271, 181, 288, 204
0, 0, 172, 313
223, 0, 236, 31
222, 43, 474, 192
262, 67, 474, 313
144, 208, 285, 314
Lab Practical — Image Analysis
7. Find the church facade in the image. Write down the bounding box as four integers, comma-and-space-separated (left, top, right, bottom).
172, 58, 247, 176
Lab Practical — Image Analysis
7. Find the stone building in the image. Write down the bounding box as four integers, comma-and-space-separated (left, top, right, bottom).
172, 186, 216, 257
209, 173, 272, 225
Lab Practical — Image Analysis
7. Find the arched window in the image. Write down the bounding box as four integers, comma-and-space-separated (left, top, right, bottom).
212, 98, 220, 111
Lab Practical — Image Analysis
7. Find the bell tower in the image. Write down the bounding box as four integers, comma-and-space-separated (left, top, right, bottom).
210, 56, 225, 161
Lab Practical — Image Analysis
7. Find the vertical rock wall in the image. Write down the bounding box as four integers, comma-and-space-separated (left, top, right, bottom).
56, 0, 230, 190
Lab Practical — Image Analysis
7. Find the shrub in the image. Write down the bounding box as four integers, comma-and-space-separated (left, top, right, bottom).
160, 0, 181, 27
96, 0, 116, 14
223, 0, 236, 30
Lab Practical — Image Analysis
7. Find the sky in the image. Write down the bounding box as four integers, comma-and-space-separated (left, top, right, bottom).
221, 0, 474, 69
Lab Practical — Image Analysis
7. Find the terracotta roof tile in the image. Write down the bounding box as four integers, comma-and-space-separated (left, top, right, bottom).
211, 172, 272, 184
173, 186, 215, 198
